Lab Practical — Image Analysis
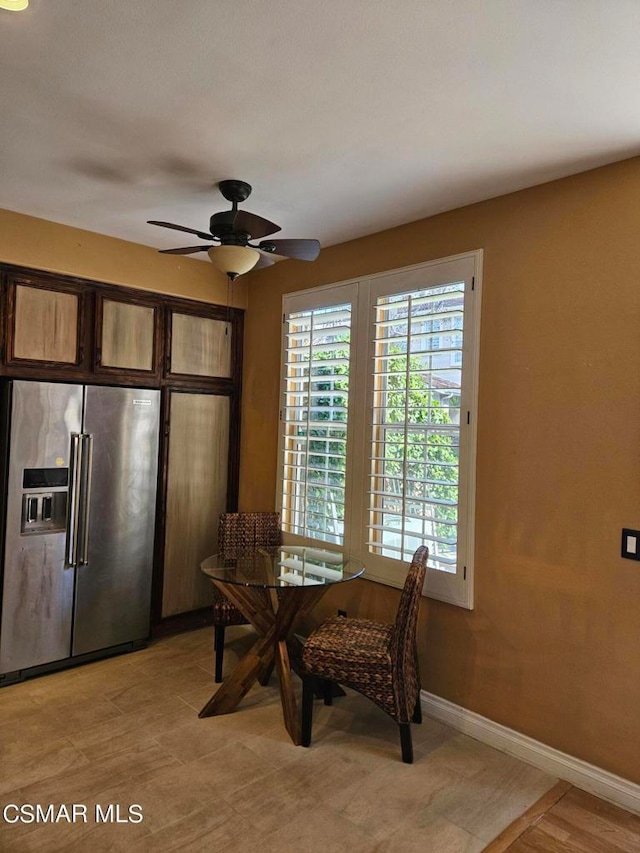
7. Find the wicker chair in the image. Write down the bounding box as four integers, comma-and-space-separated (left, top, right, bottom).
213, 512, 281, 682
301, 545, 428, 763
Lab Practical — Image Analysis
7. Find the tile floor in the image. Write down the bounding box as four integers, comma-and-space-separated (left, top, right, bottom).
0, 626, 558, 852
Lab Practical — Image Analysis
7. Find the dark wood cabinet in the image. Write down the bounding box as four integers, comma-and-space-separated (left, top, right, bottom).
165, 304, 238, 381
0, 264, 244, 632
5, 276, 86, 370
95, 292, 161, 376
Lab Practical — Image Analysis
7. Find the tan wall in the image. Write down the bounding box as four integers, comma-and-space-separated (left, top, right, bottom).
240, 156, 640, 783
0, 209, 247, 308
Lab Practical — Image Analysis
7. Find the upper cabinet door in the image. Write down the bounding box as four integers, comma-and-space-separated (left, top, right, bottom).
167, 308, 232, 379
96, 294, 160, 375
6, 278, 84, 368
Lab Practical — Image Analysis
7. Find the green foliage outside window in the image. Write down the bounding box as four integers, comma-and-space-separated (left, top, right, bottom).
381, 349, 459, 543
299, 339, 459, 544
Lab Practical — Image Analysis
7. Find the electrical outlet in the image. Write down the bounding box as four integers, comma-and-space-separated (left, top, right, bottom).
621, 528, 640, 560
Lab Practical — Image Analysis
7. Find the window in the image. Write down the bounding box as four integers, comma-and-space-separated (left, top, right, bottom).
280, 297, 352, 543
368, 282, 463, 571
278, 253, 481, 608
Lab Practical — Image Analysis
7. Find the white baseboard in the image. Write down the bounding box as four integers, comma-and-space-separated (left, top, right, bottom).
420, 690, 640, 816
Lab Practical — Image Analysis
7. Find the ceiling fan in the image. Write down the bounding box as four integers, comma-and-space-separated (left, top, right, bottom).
148, 179, 320, 280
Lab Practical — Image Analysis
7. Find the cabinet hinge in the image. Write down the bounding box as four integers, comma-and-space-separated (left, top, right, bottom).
279, 409, 283, 421
282, 313, 285, 324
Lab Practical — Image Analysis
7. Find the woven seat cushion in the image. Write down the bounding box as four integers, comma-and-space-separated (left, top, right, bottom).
212, 584, 286, 626
212, 586, 249, 626
303, 616, 395, 713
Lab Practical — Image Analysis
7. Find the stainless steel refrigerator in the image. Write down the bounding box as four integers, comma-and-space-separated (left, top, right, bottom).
0, 380, 160, 683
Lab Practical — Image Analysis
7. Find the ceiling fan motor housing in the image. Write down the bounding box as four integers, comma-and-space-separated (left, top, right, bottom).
209, 218, 251, 245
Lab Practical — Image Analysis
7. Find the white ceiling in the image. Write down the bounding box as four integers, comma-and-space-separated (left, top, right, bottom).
1, 0, 639, 257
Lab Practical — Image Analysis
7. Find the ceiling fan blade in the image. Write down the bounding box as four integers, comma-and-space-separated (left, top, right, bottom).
148, 220, 214, 241
259, 239, 320, 261
234, 210, 281, 240
253, 251, 277, 271
159, 245, 212, 255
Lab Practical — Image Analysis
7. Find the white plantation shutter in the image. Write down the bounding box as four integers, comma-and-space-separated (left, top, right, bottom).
280, 301, 352, 544
368, 283, 464, 571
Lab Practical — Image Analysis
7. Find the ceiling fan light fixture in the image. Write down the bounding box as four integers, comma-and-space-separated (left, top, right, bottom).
207, 245, 259, 279
0, 0, 29, 10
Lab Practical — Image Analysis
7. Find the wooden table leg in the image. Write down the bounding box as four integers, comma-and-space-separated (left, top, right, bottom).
199, 582, 275, 719
199, 580, 331, 744
198, 628, 275, 717
275, 639, 300, 743
270, 585, 330, 744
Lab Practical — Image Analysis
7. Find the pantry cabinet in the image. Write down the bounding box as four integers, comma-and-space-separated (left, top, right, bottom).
161, 390, 231, 617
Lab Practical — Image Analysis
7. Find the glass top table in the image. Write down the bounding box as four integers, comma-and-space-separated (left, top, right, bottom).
198, 546, 364, 744
200, 546, 364, 589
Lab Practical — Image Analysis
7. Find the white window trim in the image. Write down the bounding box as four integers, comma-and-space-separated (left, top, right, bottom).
277, 250, 482, 609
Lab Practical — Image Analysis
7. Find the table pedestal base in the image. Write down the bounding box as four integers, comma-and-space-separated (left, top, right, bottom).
199, 581, 330, 745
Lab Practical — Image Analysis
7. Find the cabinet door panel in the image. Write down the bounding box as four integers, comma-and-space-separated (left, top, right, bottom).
170, 312, 231, 378
162, 392, 230, 617
100, 298, 156, 372
13, 284, 79, 364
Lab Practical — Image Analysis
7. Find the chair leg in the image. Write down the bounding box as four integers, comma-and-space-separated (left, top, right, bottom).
412, 693, 422, 724
322, 678, 334, 706
399, 723, 413, 764
301, 675, 314, 747
258, 660, 275, 686
214, 625, 225, 683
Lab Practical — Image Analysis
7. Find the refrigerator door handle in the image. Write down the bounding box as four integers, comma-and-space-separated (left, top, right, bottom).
77, 434, 94, 567
65, 433, 82, 567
